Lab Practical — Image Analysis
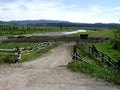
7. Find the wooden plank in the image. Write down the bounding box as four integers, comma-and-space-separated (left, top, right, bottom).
0, 49, 15, 52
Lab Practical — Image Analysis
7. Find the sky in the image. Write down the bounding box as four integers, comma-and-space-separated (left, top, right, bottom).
0, 0, 120, 23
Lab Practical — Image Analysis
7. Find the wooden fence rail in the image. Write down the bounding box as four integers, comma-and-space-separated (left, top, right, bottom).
0, 40, 55, 63
89, 45, 119, 69
72, 42, 120, 69
72, 45, 90, 64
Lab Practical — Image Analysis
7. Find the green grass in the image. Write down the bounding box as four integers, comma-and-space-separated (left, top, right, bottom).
68, 42, 120, 84
0, 27, 81, 36
0, 42, 60, 63
65, 29, 114, 38
95, 43, 120, 60
0, 43, 38, 63
0, 43, 38, 49
67, 61, 120, 84
21, 43, 60, 62
76, 43, 96, 64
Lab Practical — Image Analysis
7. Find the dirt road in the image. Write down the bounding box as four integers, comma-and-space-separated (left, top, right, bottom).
0, 43, 120, 90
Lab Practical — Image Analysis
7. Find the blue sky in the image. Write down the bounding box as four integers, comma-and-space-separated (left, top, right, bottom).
0, 0, 120, 23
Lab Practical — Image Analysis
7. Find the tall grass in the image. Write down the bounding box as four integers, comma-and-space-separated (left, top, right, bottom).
67, 61, 120, 84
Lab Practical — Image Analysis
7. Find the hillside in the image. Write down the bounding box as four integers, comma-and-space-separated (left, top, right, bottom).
0, 19, 120, 28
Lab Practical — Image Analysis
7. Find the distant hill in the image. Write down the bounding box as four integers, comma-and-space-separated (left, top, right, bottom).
7, 20, 70, 24
0, 19, 120, 28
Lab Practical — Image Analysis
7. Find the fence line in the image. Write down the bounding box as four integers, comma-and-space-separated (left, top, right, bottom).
89, 45, 119, 68
72, 42, 120, 69
72, 44, 90, 64
0, 40, 55, 63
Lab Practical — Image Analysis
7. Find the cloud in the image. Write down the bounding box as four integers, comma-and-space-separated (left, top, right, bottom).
113, 6, 120, 11
111, 6, 120, 15
0, 0, 119, 23
0, 0, 64, 20
90, 5, 103, 14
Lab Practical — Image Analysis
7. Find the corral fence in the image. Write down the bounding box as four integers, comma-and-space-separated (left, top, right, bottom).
0, 40, 55, 63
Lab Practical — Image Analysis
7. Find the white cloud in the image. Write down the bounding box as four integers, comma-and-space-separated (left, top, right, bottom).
113, 6, 120, 11
0, 0, 62, 20
90, 5, 103, 14
0, 0, 119, 23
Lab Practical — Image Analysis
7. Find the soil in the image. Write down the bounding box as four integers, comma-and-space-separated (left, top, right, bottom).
0, 43, 120, 90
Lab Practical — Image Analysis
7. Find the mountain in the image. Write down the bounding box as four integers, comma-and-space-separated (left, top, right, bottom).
0, 19, 119, 28
7, 19, 70, 24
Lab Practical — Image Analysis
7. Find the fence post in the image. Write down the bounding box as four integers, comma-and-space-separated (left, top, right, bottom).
108, 57, 111, 67
117, 60, 120, 69
76, 40, 78, 45
101, 53, 104, 62
89, 46, 91, 54
72, 45, 77, 60
15, 46, 22, 63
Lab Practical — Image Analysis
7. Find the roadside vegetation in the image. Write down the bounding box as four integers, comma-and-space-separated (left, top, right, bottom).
68, 61, 120, 84
67, 42, 120, 84
95, 43, 120, 60
21, 42, 60, 62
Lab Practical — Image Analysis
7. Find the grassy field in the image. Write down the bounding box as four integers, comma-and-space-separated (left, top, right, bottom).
0, 27, 81, 36
0, 26, 114, 38
65, 29, 114, 38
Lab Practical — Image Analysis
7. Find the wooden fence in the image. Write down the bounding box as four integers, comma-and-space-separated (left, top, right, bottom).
89, 45, 119, 68
72, 44, 89, 64
72, 42, 120, 69
0, 40, 55, 63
